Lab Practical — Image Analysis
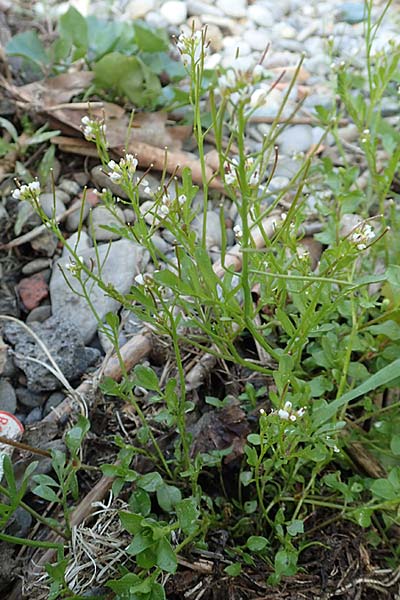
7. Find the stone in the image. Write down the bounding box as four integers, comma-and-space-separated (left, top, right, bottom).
73, 172, 90, 186
277, 125, 314, 155
17, 273, 49, 311
187, 0, 223, 17
26, 304, 52, 324
50, 238, 149, 343
5, 507, 32, 539
24, 407, 43, 425
216, 0, 247, 18
65, 197, 91, 233
0, 379, 17, 414
43, 391, 65, 417
337, 2, 367, 24
89, 205, 125, 241
63, 231, 92, 258
57, 179, 81, 197
151, 233, 169, 255
22, 258, 52, 276
16, 201, 41, 232
30, 230, 58, 257
191, 210, 222, 249
160, 1, 187, 25
243, 29, 269, 52
222, 36, 251, 57
16, 387, 47, 408
127, 0, 156, 19
39, 191, 68, 218
3, 315, 101, 392
247, 4, 273, 27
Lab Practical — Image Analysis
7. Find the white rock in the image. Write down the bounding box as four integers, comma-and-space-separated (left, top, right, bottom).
39, 191, 68, 219
160, 1, 187, 25
50, 239, 149, 343
127, 0, 156, 19
243, 29, 269, 52
221, 54, 255, 71
204, 53, 222, 69
145, 10, 168, 27
278, 125, 314, 156
187, 0, 224, 17
247, 4, 273, 27
90, 206, 125, 241
216, 0, 247, 19
191, 211, 222, 249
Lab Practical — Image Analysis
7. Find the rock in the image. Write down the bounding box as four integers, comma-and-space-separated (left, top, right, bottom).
187, 0, 223, 17
89, 205, 125, 241
127, 0, 156, 19
50, 239, 149, 343
39, 191, 68, 218
3, 315, 101, 392
247, 4, 273, 27
26, 304, 52, 324
223, 36, 251, 57
63, 231, 92, 259
216, 0, 247, 18
0, 379, 17, 413
202, 23, 223, 51
16, 201, 41, 232
58, 178, 81, 197
43, 391, 65, 417
73, 172, 90, 186
65, 197, 91, 232
16, 387, 47, 408
30, 230, 58, 257
5, 507, 32, 539
151, 233, 169, 255
22, 258, 52, 276
0, 337, 15, 378
17, 273, 49, 311
91, 165, 129, 200
160, 1, 187, 24
337, 2, 367, 24
340, 213, 362, 238
243, 29, 269, 52
277, 125, 314, 155
191, 211, 222, 249
140, 200, 160, 226
25, 406, 43, 425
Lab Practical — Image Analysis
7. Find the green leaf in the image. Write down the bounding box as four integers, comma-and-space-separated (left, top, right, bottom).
127, 531, 154, 555
65, 415, 90, 454
133, 22, 168, 53
24, 129, 60, 146
137, 471, 163, 492
247, 433, 261, 445
119, 511, 143, 535
175, 497, 199, 535
37, 144, 56, 186
390, 435, 400, 456
156, 484, 182, 513
6, 31, 49, 67
156, 537, 177, 573
370, 477, 399, 501
33, 484, 60, 503
129, 489, 151, 517
59, 6, 88, 55
32, 474, 58, 487
313, 358, 400, 425
274, 549, 298, 578
133, 365, 160, 391
0, 117, 19, 142
94, 52, 161, 107
368, 320, 400, 340
353, 507, 372, 528
247, 536, 268, 551
224, 563, 242, 576
287, 519, 304, 537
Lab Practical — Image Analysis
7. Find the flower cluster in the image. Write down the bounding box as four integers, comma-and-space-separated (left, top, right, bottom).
350, 222, 375, 250
65, 256, 84, 275
176, 30, 204, 67
12, 180, 41, 201
264, 401, 307, 422
107, 154, 138, 184
81, 116, 107, 142
224, 156, 260, 188
158, 191, 186, 218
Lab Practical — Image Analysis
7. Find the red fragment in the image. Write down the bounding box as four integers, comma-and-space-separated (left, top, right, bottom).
17, 273, 49, 311
81, 188, 99, 207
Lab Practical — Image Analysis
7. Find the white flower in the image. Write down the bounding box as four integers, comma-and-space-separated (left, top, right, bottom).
296, 407, 307, 418
12, 180, 41, 201
250, 87, 267, 108
176, 30, 205, 67
259, 408, 266, 415
81, 116, 107, 142
350, 222, 375, 250
107, 153, 138, 184
233, 224, 243, 239
178, 194, 186, 206
248, 169, 259, 186
278, 409, 290, 420
143, 186, 151, 195
134, 273, 145, 285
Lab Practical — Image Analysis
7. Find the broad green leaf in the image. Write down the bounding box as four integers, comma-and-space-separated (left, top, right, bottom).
287, 519, 304, 536
65, 415, 90, 454
129, 489, 151, 517
127, 531, 154, 555
175, 497, 199, 535
6, 31, 49, 67
59, 6, 88, 54
0, 117, 19, 142
224, 563, 241, 576
119, 511, 143, 535
156, 484, 182, 513
156, 537, 177, 573
247, 536, 268, 551
370, 478, 398, 501
137, 471, 163, 492
133, 364, 160, 391
33, 484, 60, 503
133, 22, 168, 53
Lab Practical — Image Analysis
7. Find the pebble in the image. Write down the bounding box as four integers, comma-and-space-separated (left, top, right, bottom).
191, 211, 222, 249
187, 0, 223, 17
39, 191, 69, 218
216, 0, 247, 18
50, 239, 149, 343
160, 1, 187, 24
247, 4, 273, 27
277, 124, 315, 155
89, 205, 125, 241
4, 315, 102, 392
16, 387, 47, 408
0, 378, 17, 414
17, 273, 49, 311
5, 508, 32, 539
43, 391, 65, 416
24, 406, 43, 425
243, 29, 269, 52
127, 0, 156, 19
65, 197, 91, 232
91, 165, 129, 200
30, 230, 58, 257
58, 179, 81, 197
26, 304, 52, 324
22, 258, 52, 276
